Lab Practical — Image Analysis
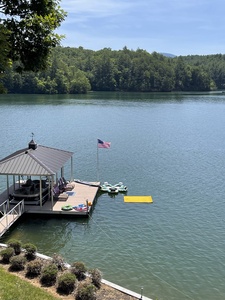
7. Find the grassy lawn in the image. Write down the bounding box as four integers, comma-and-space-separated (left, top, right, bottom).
0, 266, 60, 300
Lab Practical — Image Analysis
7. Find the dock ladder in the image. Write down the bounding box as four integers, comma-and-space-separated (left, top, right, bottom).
0, 199, 25, 237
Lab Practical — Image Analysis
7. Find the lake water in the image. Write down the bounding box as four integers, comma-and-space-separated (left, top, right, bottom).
0, 92, 225, 300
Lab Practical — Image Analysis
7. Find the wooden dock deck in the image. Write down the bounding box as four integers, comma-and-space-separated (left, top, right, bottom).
25, 181, 100, 216
0, 181, 100, 217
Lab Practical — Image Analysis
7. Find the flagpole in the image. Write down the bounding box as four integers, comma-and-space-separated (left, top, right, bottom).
97, 138, 111, 182
97, 139, 99, 181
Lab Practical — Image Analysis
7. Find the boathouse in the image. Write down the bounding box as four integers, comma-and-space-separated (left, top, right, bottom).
0, 139, 74, 208
0, 139, 99, 224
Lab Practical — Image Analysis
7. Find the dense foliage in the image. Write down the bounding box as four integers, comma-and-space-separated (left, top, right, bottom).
57, 272, 77, 294
179, 54, 225, 90
0, 0, 66, 72
9, 255, 27, 271
40, 263, 58, 286
2, 46, 225, 94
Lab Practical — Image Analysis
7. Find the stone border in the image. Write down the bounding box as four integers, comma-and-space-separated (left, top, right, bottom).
0, 243, 152, 300
101, 278, 152, 300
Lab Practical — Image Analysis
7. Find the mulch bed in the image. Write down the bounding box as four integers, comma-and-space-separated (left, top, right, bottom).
0, 246, 138, 300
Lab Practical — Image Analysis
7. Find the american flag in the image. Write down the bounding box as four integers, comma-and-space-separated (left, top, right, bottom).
98, 139, 111, 149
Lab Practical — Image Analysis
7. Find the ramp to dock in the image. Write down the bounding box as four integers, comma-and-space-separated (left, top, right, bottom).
0, 200, 25, 237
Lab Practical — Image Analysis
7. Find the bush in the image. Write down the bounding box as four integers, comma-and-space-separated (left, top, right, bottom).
57, 272, 77, 294
70, 261, 87, 281
26, 259, 43, 277
0, 247, 14, 263
89, 268, 102, 288
40, 263, 58, 286
75, 282, 97, 300
23, 243, 37, 260
10, 255, 27, 271
52, 253, 66, 271
7, 239, 22, 255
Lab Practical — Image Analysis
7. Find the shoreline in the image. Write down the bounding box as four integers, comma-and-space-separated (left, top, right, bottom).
0, 243, 152, 300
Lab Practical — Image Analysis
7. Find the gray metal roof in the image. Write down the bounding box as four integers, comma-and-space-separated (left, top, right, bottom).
0, 144, 73, 176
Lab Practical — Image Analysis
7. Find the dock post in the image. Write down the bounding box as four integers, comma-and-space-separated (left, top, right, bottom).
86, 199, 89, 215
70, 156, 73, 182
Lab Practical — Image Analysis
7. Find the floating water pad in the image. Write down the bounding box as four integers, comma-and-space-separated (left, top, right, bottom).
124, 196, 153, 203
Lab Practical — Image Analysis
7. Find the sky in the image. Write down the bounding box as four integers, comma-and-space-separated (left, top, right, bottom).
56, 0, 225, 56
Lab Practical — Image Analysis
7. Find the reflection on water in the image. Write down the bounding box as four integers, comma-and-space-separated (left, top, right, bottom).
1, 92, 225, 300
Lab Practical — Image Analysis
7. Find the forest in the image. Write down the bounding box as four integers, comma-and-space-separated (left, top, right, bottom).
1, 46, 225, 94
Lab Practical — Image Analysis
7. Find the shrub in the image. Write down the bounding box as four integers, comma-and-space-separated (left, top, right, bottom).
23, 243, 37, 260
0, 247, 14, 263
10, 255, 27, 271
7, 239, 22, 255
89, 268, 102, 288
70, 261, 87, 281
52, 253, 66, 271
57, 272, 77, 294
40, 263, 58, 286
75, 282, 97, 300
26, 259, 43, 277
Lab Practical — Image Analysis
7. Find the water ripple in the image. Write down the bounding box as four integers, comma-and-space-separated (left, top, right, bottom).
1, 93, 225, 299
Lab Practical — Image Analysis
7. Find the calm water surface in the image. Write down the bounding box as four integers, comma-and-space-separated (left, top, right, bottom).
0, 92, 225, 300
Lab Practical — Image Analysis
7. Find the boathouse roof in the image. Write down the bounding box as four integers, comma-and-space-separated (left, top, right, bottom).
0, 142, 73, 176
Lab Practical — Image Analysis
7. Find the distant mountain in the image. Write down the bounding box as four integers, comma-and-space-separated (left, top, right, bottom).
160, 53, 177, 58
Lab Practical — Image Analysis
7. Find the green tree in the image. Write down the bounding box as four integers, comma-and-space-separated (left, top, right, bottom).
116, 47, 133, 91
0, 24, 10, 71
174, 57, 189, 90
190, 66, 212, 91
0, 24, 11, 92
0, 0, 67, 72
69, 70, 91, 94
92, 49, 117, 91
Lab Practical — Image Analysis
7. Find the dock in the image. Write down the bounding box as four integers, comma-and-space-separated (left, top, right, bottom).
23, 180, 100, 216
0, 139, 101, 236
0, 180, 100, 237
0, 180, 100, 216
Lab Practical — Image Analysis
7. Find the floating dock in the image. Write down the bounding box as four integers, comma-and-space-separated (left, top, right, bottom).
124, 195, 153, 203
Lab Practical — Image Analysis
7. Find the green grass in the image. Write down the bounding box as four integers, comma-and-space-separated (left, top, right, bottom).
0, 266, 60, 300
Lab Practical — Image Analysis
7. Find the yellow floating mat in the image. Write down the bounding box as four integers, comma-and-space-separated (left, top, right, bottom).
124, 196, 153, 203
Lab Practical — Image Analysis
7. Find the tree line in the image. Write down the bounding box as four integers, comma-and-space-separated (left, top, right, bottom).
2, 46, 225, 94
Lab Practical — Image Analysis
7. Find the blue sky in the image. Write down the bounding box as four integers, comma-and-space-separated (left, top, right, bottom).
57, 0, 225, 56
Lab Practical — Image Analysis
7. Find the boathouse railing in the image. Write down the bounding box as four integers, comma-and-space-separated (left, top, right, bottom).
0, 199, 25, 237
0, 199, 10, 217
